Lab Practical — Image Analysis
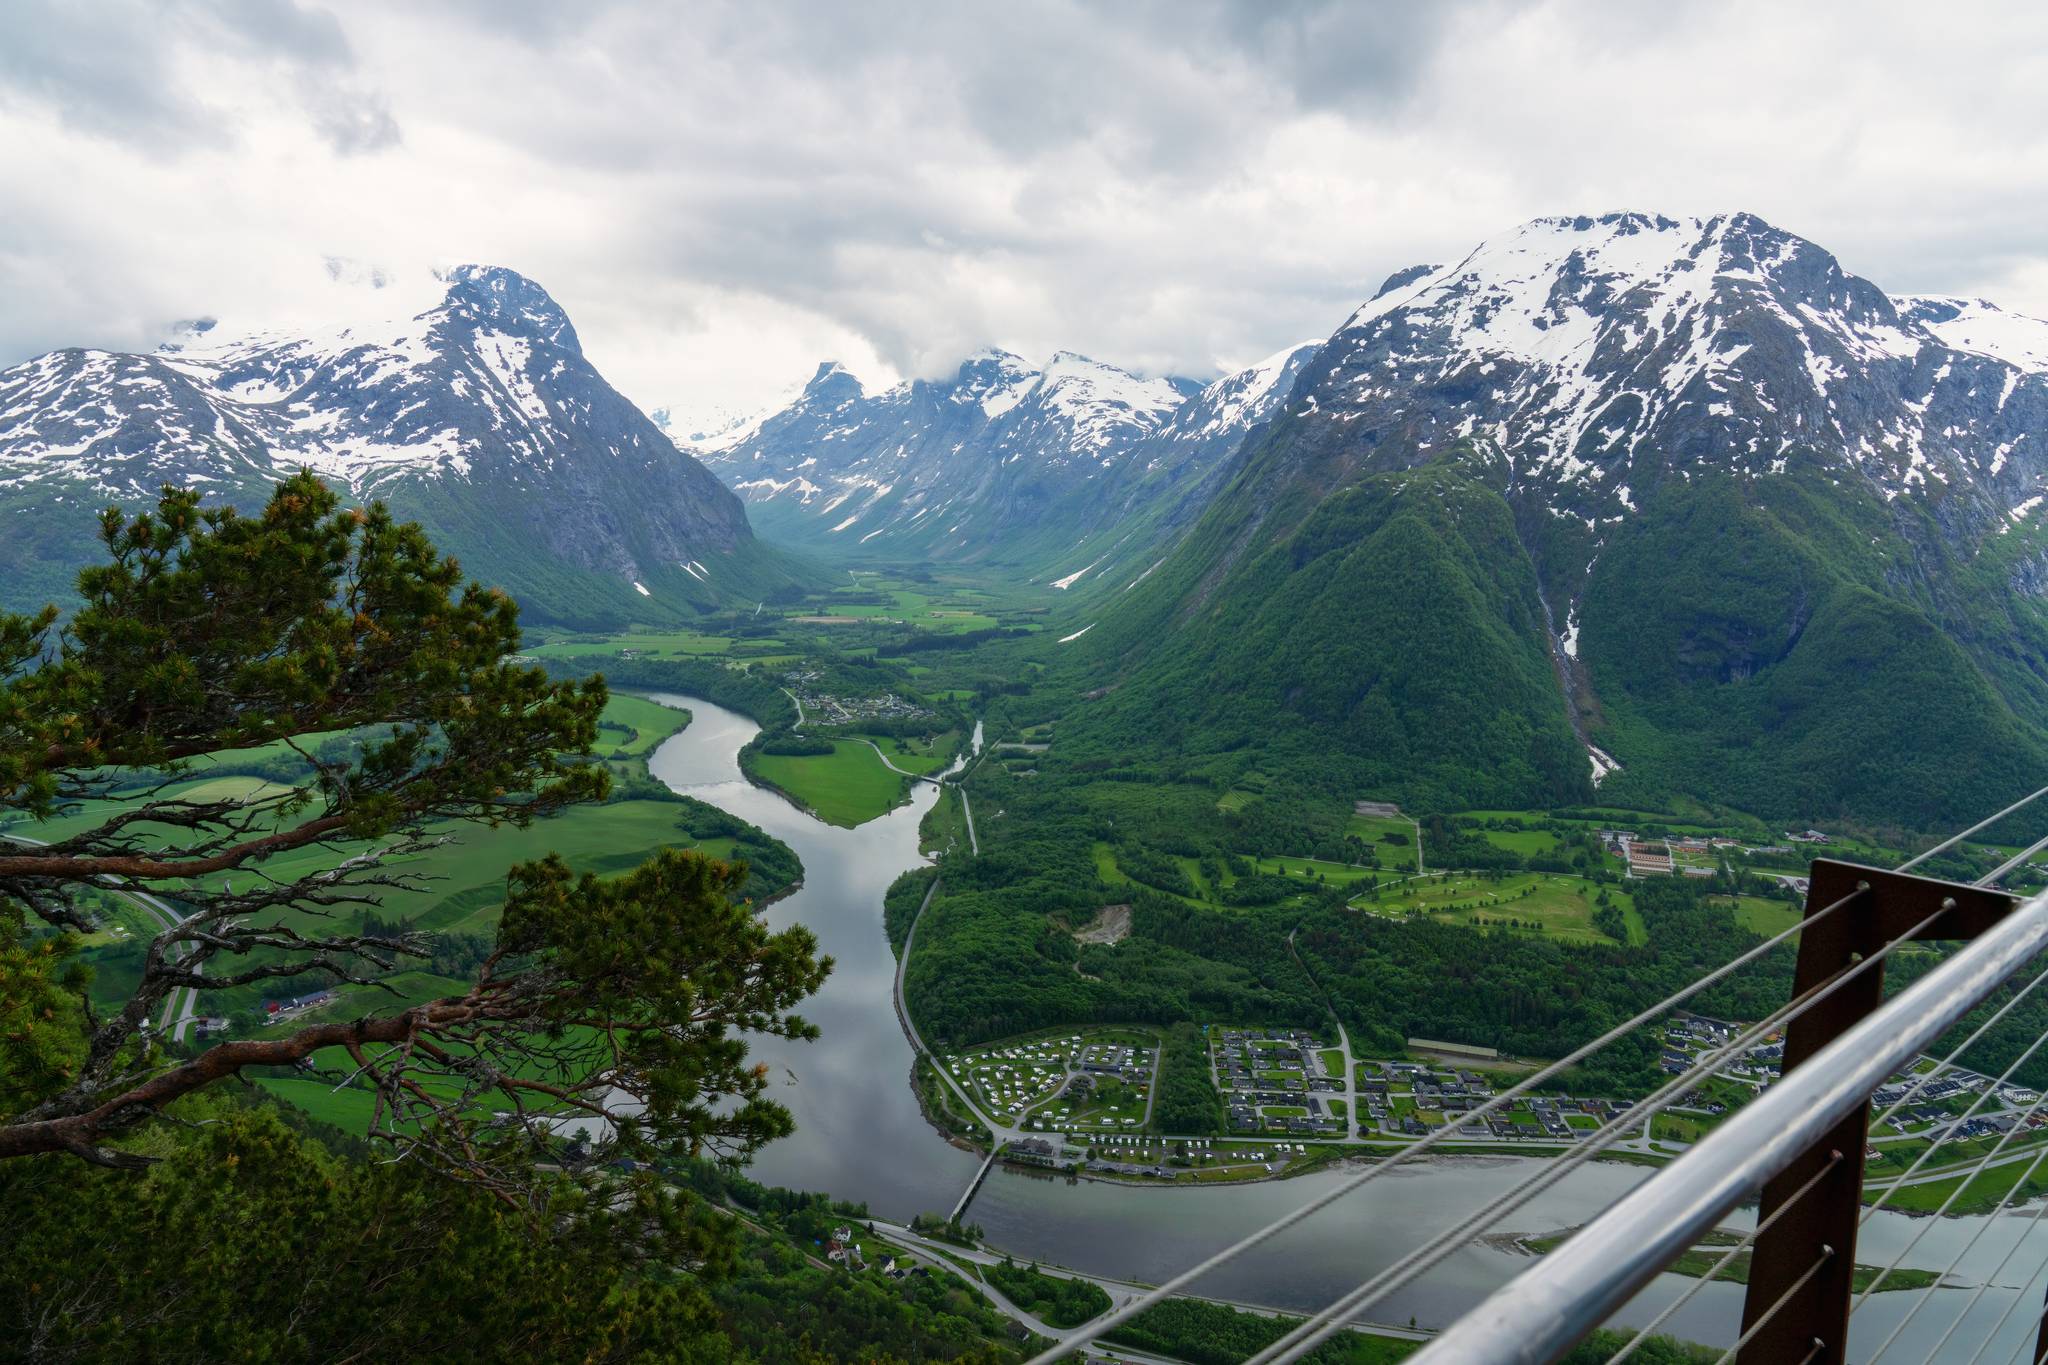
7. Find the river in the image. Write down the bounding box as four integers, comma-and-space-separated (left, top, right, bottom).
646, 694, 2048, 1360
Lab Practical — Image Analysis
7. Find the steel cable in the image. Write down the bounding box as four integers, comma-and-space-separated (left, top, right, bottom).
1247, 906, 1950, 1365
1033, 784, 2048, 1365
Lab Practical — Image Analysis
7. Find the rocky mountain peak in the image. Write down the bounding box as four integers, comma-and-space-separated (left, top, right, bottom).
698, 339, 1321, 574
1306, 210, 2048, 519
437, 265, 582, 356
0, 267, 762, 623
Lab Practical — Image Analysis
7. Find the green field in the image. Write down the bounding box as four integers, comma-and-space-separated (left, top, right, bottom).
255, 1076, 388, 1131
1711, 893, 1802, 937
1345, 814, 1421, 870
1872, 1151, 2048, 1215
22, 697, 787, 1034
595, 693, 691, 758
1357, 872, 1645, 946
168, 797, 749, 1023
1256, 853, 1386, 888
866, 730, 962, 776
1065, 1076, 1151, 1129
524, 629, 737, 661
1092, 841, 1396, 909
1474, 827, 1562, 857
794, 579, 1013, 634
747, 739, 909, 827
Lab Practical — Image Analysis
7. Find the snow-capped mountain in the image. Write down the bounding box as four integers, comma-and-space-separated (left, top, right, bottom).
1075, 212, 2048, 829
693, 341, 1319, 583
1896, 295, 2048, 374
1279, 212, 2048, 524
0, 267, 794, 625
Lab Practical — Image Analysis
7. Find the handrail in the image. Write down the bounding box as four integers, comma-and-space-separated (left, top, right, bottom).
1407, 886, 2048, 1365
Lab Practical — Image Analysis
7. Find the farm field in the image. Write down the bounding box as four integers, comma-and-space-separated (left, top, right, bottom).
254, 1010, 606, 1135
595, 692, 692, 758
9, 694, 791, 1035
1343, 813, 1420, 870
798, 578, 1013, 633
1712, 893, 1802, 937
164, 798, 753, 1024
866, 729, 963, 776
747, 738, 909, 827
523, 628, 737, 660
1355, 872, 1646, 947
255, 1076, 387, 1131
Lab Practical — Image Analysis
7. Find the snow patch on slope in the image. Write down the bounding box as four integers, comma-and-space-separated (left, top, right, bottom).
1898, 296, 2048, 374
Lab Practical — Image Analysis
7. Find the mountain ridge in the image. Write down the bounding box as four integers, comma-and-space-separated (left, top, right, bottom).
1064, 210, 2048, 828
692, 341, 1320, 587
0, 266, 805, 626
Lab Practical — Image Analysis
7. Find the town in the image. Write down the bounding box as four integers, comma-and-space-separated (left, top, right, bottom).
926, 1012, 2048, 1193
780, 667, 932, 726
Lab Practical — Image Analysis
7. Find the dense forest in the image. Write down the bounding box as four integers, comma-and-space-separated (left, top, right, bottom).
0, 1087, 1026, 1364
892, 663, 1798, 1093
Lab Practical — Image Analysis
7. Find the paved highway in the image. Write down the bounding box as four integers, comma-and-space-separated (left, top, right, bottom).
3, 832, 204, 1040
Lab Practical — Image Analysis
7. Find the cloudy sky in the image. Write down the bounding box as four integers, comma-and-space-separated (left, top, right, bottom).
4, 0, 2047, 433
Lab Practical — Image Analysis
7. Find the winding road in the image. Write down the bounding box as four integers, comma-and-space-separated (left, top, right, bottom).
3, 832, 204, 1041
870, 1218, 1435, 1351
862, 739, 943, 786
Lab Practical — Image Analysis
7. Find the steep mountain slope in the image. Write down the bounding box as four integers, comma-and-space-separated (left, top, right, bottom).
1072, 213, 2048, 827
0, 267, 807, 626
695, 342, 1319, 586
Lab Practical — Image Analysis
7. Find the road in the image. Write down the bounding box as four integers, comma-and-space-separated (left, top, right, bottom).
871, 1219, 1435, 1350
893, 873, 1036, 1219
893, 878, 945, 1064
1331, 1018, 1359, 1141
958, 787, 979, 854
1285, 926, 1360, 1140
4, 833, 204, 1041
894, 874, 1015, 1146
862, 738, 942, 786
130, 885, 204, 1042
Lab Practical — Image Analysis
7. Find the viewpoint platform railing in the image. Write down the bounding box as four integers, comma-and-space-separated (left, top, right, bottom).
1410, 860, 2048, 1365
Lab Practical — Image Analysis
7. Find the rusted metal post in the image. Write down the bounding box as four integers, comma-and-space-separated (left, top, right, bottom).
1739, 860, 2016, 1365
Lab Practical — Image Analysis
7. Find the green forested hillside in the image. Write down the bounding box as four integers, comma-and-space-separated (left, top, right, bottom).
1579, 471, 2048, 825
1063, 423, 2048, 830
383, 474, 823, 629
0, 1092, 1025, 1364
1071, 461, 1590, 813
0, 473, 825, 632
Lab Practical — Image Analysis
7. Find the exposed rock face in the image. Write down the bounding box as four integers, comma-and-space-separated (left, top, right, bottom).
0, 266, 760, 620
1277, 213, 2048, 530
693, 342, 1320, 584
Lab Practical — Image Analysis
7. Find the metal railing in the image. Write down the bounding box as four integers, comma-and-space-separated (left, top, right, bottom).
1032, 818, 2048, 1365
1411, 863, 2048, 1365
